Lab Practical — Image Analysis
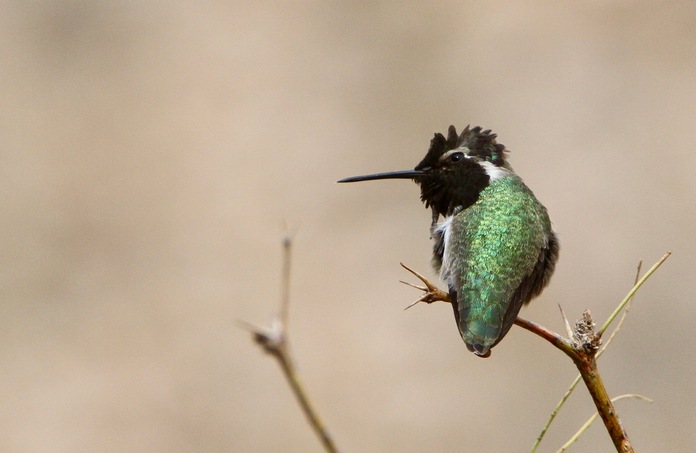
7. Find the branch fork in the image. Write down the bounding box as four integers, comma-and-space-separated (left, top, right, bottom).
397, 258, 675, 453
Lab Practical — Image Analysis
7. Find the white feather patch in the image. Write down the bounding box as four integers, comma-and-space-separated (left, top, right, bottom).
478, 161, 509, 181
434, 215, 455, 286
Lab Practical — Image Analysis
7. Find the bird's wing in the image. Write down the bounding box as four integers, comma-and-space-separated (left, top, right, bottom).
448, 178, 555, 355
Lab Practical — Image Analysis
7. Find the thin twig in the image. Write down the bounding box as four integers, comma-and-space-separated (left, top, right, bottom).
556, 394, 653, 453
241, 237, 340, 453
280, 234, 292, 330
598, 260, 642, 357
530, 374, 583, 453
599, 252, 671, 335
558, 304, 574, 339
271, 344, 338, 453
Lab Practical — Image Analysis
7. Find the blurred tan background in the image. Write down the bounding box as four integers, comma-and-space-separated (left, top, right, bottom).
1, 1, 695, 452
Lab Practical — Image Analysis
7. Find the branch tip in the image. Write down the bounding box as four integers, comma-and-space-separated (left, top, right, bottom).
558, 304, 573, 339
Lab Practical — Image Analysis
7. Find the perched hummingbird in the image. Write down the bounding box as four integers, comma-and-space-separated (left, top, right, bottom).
339, 125, 559, 357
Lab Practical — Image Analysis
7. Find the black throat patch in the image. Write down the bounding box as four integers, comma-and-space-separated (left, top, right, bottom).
413, 125, 505, 217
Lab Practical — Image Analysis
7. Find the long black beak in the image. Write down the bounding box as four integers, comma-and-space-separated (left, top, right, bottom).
337, 169, 424, 183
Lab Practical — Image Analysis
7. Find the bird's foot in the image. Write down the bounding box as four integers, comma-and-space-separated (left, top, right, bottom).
399, 262, 451, 310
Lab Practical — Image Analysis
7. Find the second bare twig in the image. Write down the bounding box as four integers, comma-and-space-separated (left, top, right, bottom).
241, 236, 340, 453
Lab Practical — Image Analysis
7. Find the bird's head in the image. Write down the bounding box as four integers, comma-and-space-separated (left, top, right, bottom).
339, 125, 509, 217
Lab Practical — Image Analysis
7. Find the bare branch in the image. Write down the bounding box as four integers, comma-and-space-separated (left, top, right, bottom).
279, 233, 293, 330
514, 317, 575, 359
599, 252, 671, 335
598, 260, 642, 357
530, 253, 669, 452
241, 237, 340, 453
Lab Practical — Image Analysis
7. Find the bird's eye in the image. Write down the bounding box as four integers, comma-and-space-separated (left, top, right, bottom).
450, 152, 465, 162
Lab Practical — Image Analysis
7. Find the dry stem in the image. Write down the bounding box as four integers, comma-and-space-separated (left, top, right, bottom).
241, 236, 339, 453
403, 252, 671, 452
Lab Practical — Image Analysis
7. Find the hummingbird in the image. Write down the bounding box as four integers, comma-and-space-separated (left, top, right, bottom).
338, 125, 559, 357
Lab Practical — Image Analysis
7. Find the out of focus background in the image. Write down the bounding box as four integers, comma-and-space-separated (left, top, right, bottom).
1, 2, 694, 452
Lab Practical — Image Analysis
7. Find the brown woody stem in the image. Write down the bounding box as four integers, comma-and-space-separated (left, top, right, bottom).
515, 314, 633, 452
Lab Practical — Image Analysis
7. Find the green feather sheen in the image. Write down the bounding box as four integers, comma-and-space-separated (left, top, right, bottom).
447, 174, 552, 350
